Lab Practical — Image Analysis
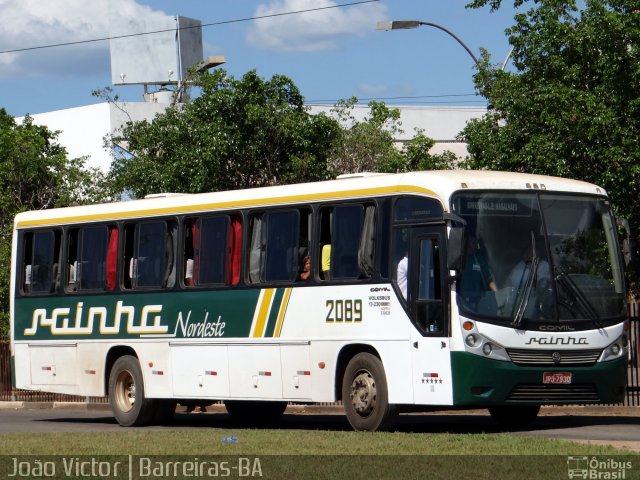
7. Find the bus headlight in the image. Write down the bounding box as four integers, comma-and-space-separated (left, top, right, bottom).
465, 334, 478, 347
462, 331, 510, 362
601, 334, 629, 362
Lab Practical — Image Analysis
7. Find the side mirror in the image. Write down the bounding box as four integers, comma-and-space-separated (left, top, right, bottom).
444, 213, 466, 271
447, 226, 465, 271
617, 217, 634, 267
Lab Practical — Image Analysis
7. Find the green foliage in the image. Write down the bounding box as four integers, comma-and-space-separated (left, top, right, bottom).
404, 130, 459, 171
462, 0, 640, 283
108, 71, 454, 198
328, 98, 457, 175
327, 98, 404, 175
107, 70, 342, 198
0, 109, 106, 337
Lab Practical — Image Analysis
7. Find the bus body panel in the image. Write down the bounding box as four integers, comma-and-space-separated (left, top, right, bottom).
9, 171, 628, 428
451, 352, 626, 405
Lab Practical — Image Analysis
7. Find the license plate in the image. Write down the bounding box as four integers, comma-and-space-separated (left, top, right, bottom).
543, 372, 572, 384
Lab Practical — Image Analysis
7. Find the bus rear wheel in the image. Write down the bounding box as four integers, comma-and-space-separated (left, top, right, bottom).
488, 405, 540, 428
342, 352, 397, 431
108, 355, 157, 427
224, 400, 287, 423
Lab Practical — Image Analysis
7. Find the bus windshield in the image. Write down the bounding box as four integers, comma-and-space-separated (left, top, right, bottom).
452, 192, 626, 325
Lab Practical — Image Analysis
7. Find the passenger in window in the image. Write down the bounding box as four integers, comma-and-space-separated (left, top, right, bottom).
460, 236, 497, 310
298, 249, 311, 281
395, 229, 410, 300
507, 242, 551, 294
397, 253, 408, 300
321, 244, 331, 280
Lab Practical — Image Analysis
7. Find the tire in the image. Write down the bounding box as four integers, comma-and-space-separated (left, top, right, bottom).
108, 355, 157, 427
488, 405, 540, 429
224, 400, 287, 423
342, 352, 397, 431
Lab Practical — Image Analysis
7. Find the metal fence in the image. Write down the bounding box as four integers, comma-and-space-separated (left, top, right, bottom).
1, 305, 640, 405
626, 302, 640, 406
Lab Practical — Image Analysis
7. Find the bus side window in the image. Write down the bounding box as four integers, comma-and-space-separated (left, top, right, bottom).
247, 210, 303, 284
183, 219, 197, 286
323, 204, 375, 280
319, 208, 333, 280
184, 215, 233, 287
67, 225, 117, 292
332, 205, 361, 278
199, 216, 229, 285
22, 230, 61, 294
66, 229, 79, 292
264, 210, 299, 282
294, 209, 312, 282
248, 214, 264, 284
123, 224, 135, 290
124, 220, 176, 290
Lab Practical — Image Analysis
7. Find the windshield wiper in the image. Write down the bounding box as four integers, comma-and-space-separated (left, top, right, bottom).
556, 270, 602, 328
512, 233, 538, 328
512, 257, 538, 328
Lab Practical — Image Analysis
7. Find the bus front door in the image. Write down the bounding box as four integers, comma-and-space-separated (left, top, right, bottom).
408, 227, 453, 405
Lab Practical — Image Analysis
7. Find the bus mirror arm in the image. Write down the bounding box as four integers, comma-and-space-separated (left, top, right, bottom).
617, 217, 634, 267
444, 213, 466, 272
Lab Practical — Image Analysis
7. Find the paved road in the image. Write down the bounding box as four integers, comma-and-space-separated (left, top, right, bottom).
1, 404, 639, 451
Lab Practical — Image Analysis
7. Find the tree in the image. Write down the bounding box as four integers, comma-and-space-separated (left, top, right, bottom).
107, 69, 342, 198
403, 129, 459, 171
327, 98, 405, 174
327, 98, 457, 175
0, 109, 105, 337
461, 0, 640, 281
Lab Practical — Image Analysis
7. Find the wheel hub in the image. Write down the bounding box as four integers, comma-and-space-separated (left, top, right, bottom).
350, 370, 377, 416
115, 370, 136, 413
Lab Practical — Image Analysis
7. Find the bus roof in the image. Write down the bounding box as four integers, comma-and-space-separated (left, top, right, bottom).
14, 170, 607, 229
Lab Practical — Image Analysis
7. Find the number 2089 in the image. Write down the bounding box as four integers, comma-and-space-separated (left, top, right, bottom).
325, 299, 363, 323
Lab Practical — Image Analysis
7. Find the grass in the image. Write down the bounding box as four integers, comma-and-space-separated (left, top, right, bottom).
0, 428, 628, 456
0, 413, 636, 479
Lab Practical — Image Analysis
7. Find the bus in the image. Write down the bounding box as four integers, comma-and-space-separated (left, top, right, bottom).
10, 170, 629, 431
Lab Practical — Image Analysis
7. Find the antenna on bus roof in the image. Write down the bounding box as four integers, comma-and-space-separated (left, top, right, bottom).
144, 193, 189, 199
336, 172, 389, 180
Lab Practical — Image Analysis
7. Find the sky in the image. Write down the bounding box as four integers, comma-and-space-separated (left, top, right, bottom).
0, 0, 519, 117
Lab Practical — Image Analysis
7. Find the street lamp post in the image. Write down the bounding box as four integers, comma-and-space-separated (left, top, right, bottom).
376, 20, 480, 66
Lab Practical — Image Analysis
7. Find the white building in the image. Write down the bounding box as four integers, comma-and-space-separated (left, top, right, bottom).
20, 101, 486, 172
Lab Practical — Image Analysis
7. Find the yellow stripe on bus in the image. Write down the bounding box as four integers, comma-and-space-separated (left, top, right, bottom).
274, 288, 292, 338
252, 288, 276, 338
15, 185, 436, 228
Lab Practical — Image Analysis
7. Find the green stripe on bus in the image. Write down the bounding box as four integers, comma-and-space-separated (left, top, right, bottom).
264, 288, 285, 338
13, 289, 263, 341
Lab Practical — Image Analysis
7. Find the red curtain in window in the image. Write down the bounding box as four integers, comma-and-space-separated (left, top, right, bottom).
106, 226, 118, 291
228, 216, 242, 285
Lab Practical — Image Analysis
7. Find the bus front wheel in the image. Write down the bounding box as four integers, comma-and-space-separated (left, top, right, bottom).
342, 352, 397, 431
108, 355, 157, 427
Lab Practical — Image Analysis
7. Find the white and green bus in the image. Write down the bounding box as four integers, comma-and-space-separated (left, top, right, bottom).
10, 171, 629, 431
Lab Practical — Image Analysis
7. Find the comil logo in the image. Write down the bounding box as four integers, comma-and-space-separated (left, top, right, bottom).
567, 456, 632, 479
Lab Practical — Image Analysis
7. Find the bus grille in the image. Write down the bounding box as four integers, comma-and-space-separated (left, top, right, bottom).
506, 348, 603, 366
507, 384, 599, 403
